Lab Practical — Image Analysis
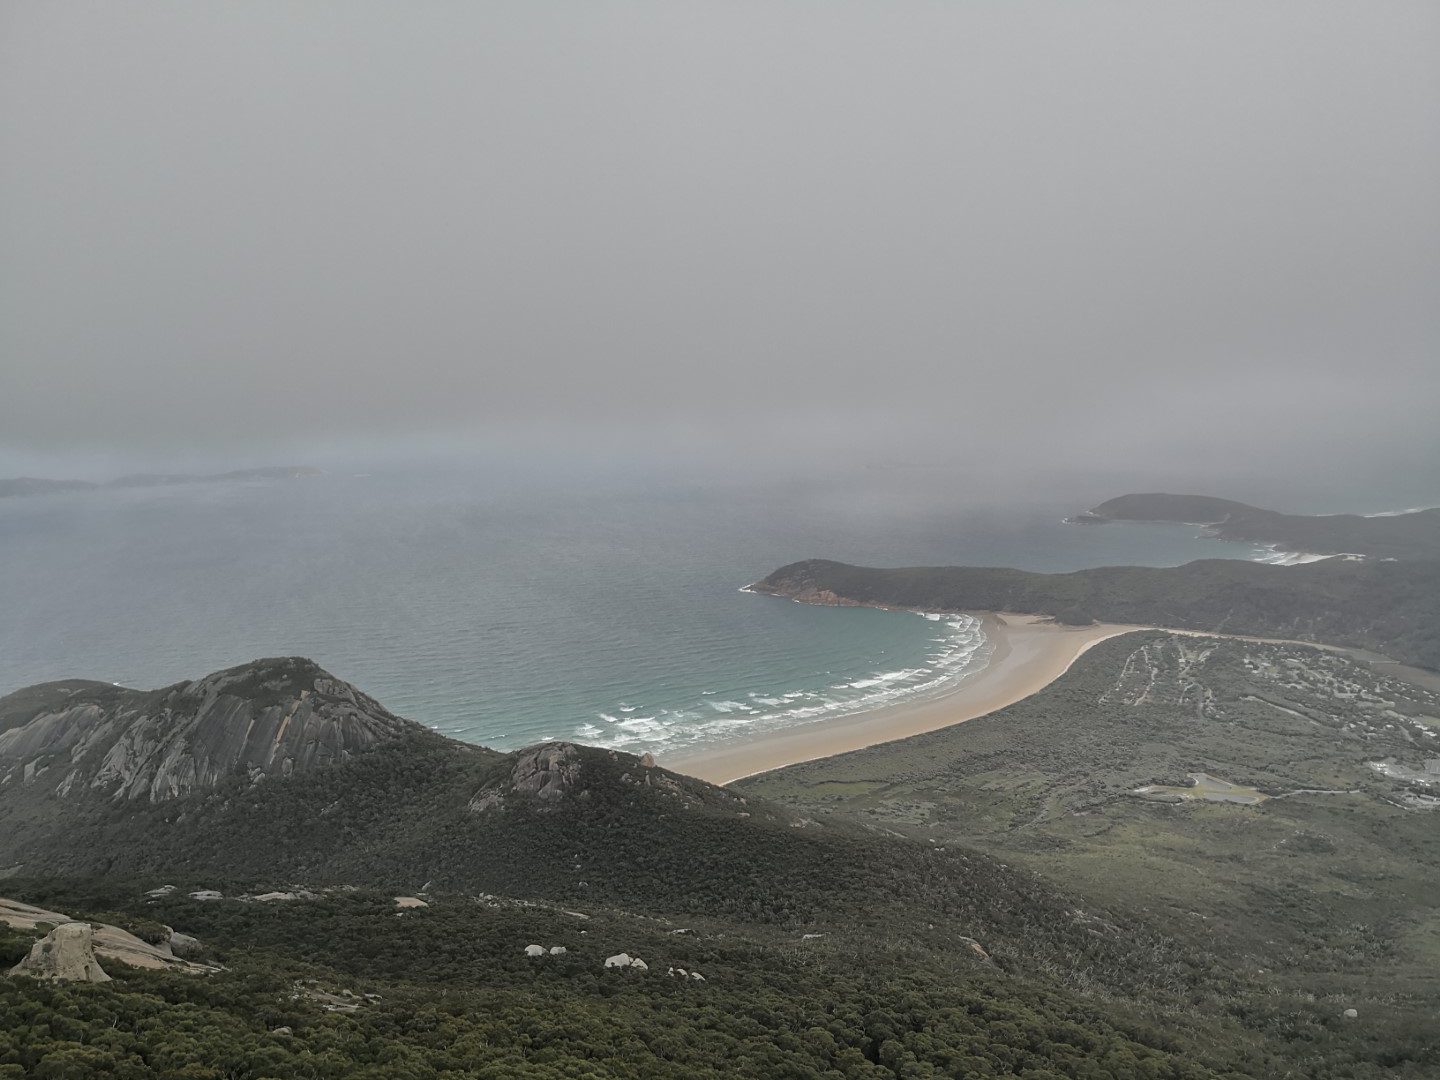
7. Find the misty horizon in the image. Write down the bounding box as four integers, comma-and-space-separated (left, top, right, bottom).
3, 9, 1440, 1073
3, 2, 1437, 492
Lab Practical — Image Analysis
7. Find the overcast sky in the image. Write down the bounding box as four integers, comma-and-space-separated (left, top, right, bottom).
1, 2, 1437, 484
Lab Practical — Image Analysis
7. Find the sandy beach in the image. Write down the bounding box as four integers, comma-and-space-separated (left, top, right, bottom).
663, 613, 1143, 785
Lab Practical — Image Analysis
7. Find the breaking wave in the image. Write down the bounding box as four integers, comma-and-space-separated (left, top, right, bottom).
577, 612, 991, 756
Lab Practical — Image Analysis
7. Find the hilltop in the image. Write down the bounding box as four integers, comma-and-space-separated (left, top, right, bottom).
0, 657, 415, 802
1071, 492, 1440, 561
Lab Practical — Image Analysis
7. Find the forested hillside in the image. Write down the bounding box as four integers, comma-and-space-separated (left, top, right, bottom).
751, 556, 1440, 669
741, 633, 1440, 1075
3, 643, 1438, 1076
1076, 493, 1440, 561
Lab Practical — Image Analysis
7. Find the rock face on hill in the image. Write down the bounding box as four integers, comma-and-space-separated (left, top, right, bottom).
0, 657, 416, 802
1, 896, 218, 977
10, 922, 111, 982
468, 740, 754, 818
469, 742, 586, 811
509, 742, 583, 801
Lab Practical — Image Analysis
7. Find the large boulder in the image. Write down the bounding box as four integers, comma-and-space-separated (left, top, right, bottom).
10, 922, 110, 982
166, 929, 204, 957
89, 924, 217, 974
471, 742, 583, 812
510, 743, 581, 800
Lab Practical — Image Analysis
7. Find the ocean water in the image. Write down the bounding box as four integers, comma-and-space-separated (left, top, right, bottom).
0, 464, 1268, 758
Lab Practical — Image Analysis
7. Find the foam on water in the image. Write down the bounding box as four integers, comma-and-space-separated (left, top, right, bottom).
1249, 545, 1340, 566
1, 468, 1307, 767
578, 611, 992, 758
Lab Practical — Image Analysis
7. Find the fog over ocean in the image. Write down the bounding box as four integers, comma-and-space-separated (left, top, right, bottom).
4, 460, 1340, 758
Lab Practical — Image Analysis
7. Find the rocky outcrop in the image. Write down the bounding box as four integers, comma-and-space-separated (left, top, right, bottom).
89, 923, 218, 973
0, 657, 416, 802
469, 741, 766, 824
0, 896, 69, 930
2, 895, 218, 976
470, 742, 582, 812
510, 743, 581, 800
604, 952, 647, 970
167, 930, 203, 957
10, 922, 110, 981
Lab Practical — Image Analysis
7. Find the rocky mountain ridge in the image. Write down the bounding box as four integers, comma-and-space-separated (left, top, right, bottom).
0, 657, 415, 802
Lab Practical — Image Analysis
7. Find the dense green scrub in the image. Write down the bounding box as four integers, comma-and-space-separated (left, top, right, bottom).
742, 634, 1440, 1076
1081, 494, 1440, 562
752, 557, 1440, 669
3, 636, 1437, 1077
0, 881, 1390, 1080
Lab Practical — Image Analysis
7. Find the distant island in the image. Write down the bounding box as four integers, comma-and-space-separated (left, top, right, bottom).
751, 494, 1440, 670
0, 477, 98, 498
1067, 491, 1440, 562
0, 465, 322, 499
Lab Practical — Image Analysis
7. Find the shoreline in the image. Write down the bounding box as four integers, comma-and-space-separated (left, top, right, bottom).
662, 613, 1143, 785
663, 605, 1432, 786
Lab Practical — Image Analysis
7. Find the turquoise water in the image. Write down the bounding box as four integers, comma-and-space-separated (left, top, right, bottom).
0, 464, 1264, 757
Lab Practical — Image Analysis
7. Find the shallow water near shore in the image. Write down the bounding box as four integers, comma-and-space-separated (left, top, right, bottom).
0, 464, 1271, 757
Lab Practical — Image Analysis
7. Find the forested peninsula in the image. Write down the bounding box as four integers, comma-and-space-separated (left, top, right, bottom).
751, 495, 1440, 670
1070, 492, 1440, 561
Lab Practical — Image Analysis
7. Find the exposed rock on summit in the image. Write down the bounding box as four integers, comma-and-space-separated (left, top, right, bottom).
470, 741, 583, 811
0, 656, 415, 802
511, 742, 582, 799
467, 740, 764, 823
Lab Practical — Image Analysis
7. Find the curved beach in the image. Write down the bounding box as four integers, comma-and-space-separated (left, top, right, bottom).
663, 613, 1141, 784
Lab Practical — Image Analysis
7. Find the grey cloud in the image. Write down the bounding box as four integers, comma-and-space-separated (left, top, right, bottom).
1, 2, 1436, 486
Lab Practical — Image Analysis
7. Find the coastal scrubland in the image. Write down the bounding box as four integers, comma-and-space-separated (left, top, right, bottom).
2, 641, 1438, 1076
752, 556, 1440, 669
741, 633, 1440, 1069
1076, 493, 1440, 562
